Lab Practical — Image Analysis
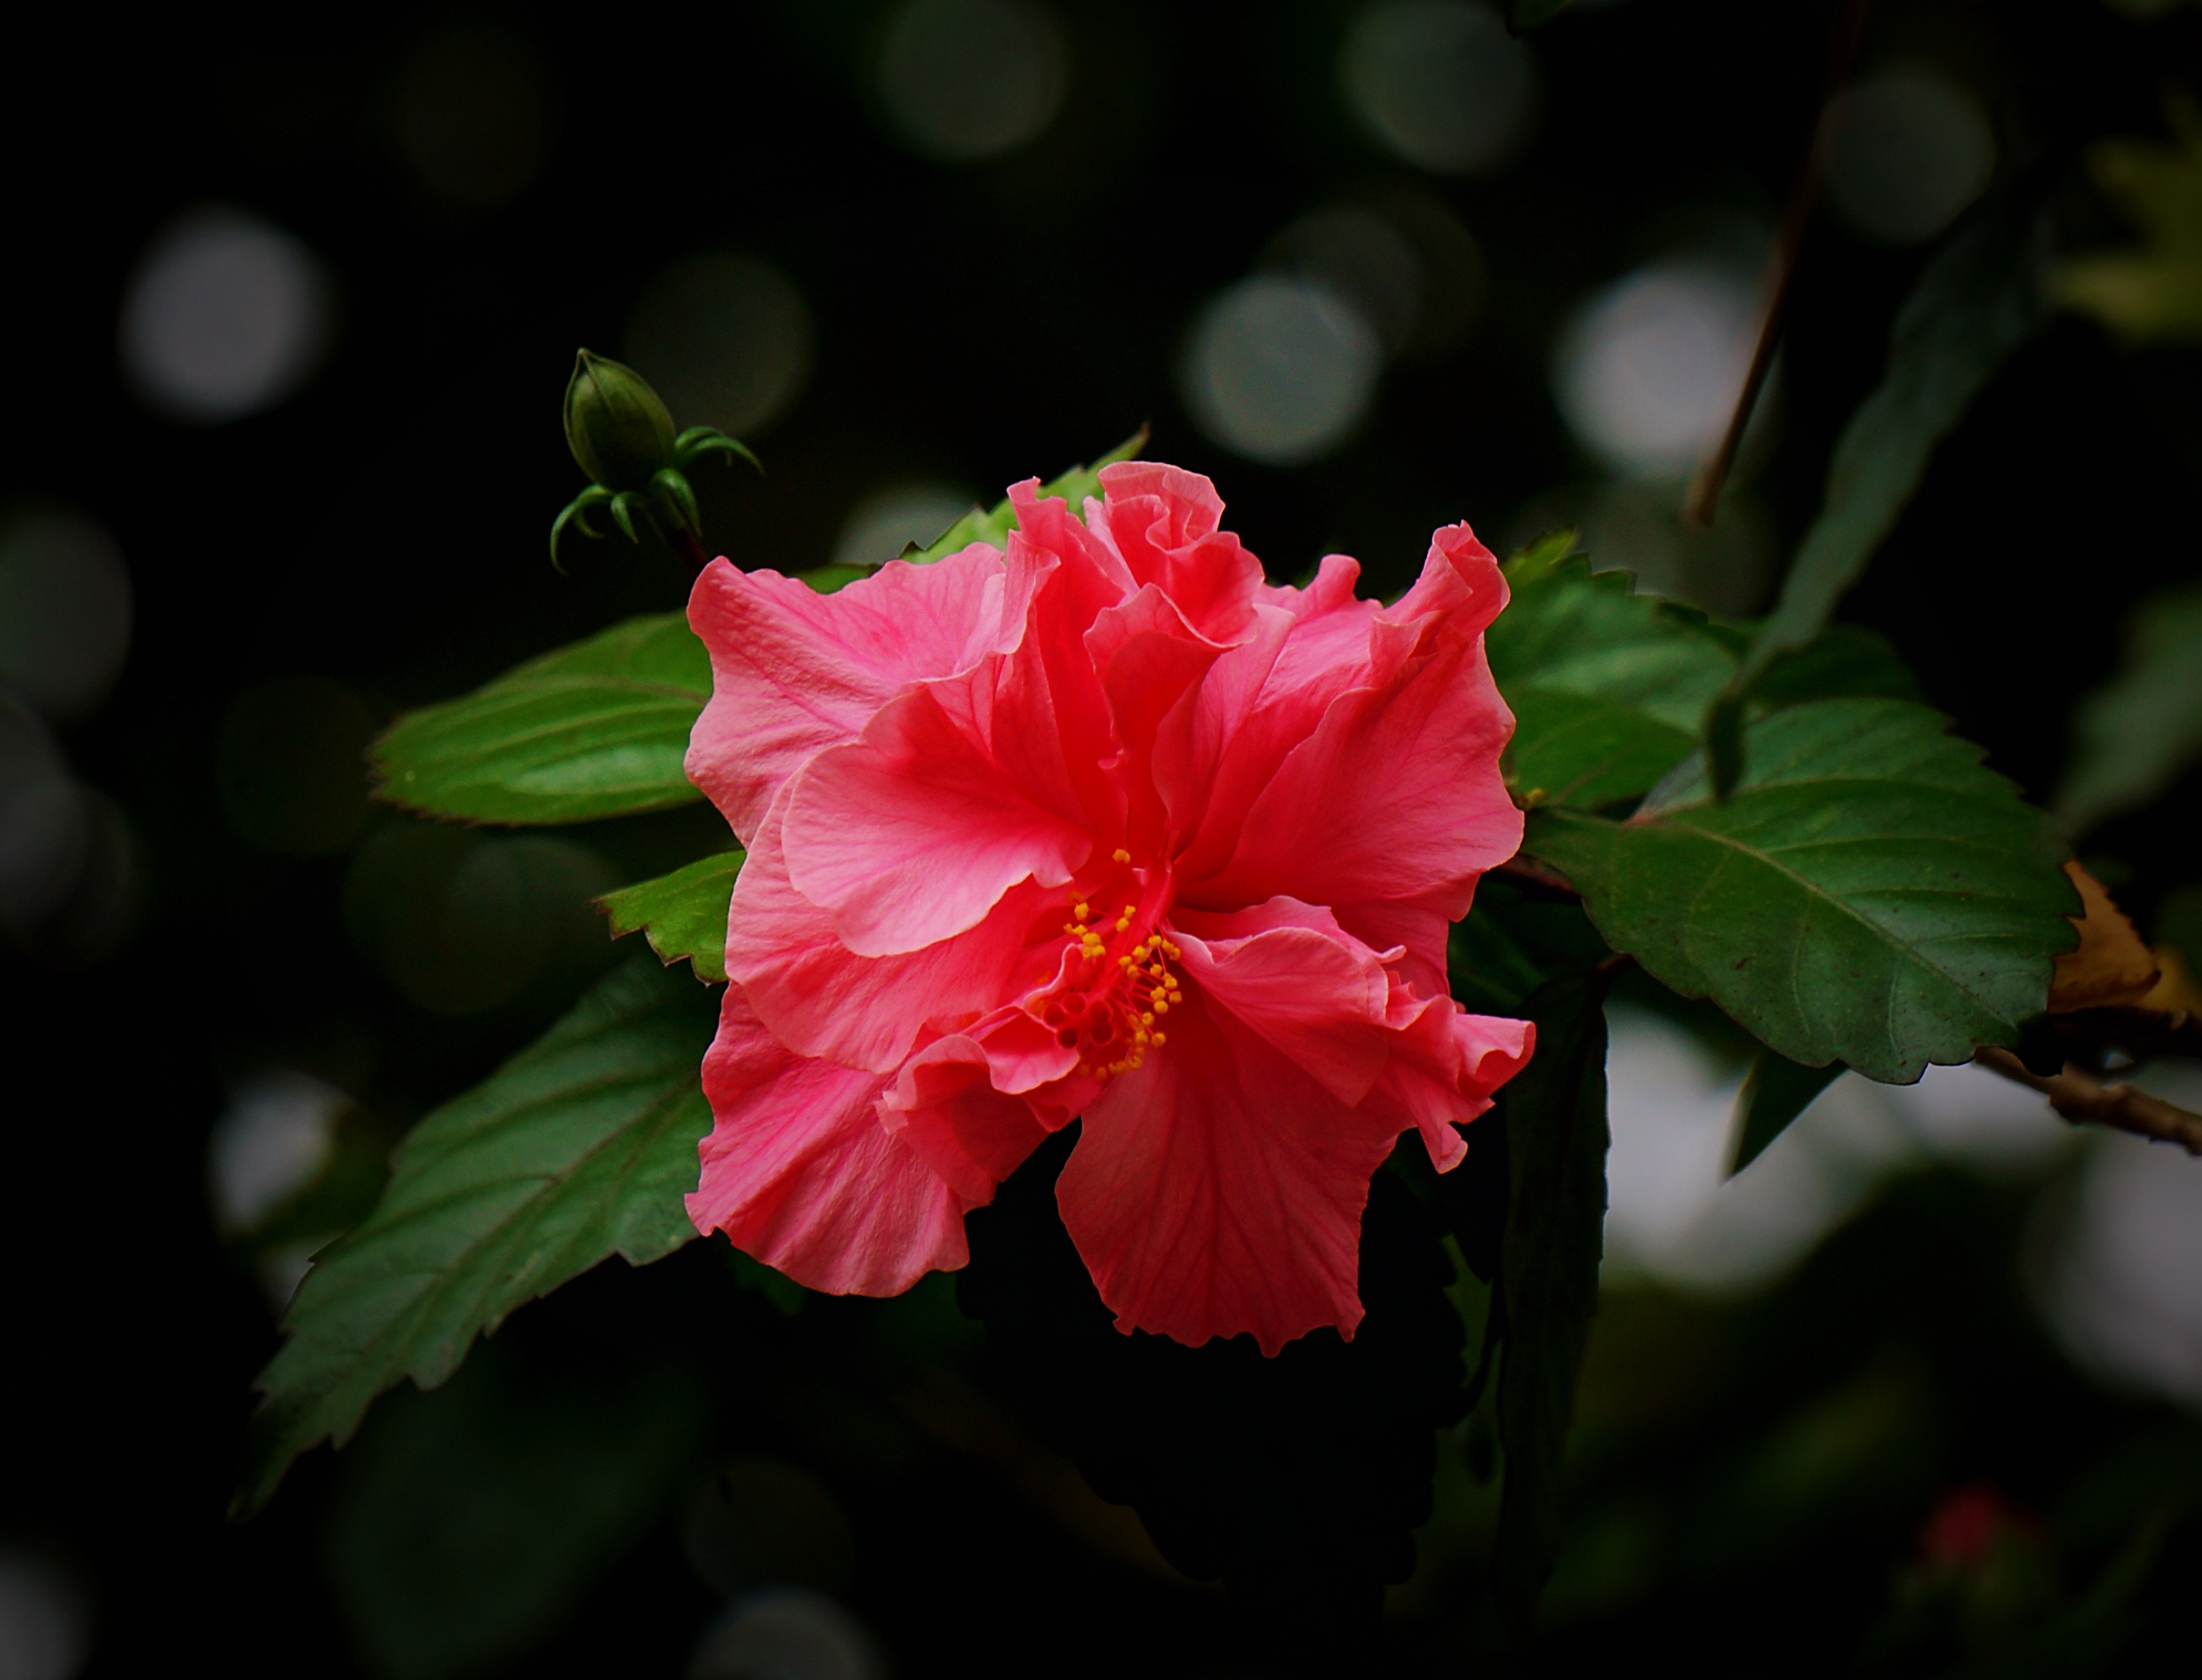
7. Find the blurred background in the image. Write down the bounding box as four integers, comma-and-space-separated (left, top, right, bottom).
3, 0, 2202, 1674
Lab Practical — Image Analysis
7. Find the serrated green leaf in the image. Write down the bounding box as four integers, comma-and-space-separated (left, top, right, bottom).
2054, 582, 2202, 836
1727, 1049, 1846, 1177
1487, 557, 1737, 809
236, 958, 716, 1516
372, 615, 709, 825
1495, 970, 1611, 1632
1728, 190, 2052, 701
1746, 624, 1923, 710
1522, 699, 2077, 1084
903, 427, 1149, 564
598, 850, 743, 985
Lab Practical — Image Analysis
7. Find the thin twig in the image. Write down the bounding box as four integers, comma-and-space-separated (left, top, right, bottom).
1975, 1048, 2202, 1155
1684, 0, 1874, 529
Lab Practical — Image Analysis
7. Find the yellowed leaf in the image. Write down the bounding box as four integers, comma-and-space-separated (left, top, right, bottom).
2049, 861, 2161, 1012
2135, 945, 2202, 1019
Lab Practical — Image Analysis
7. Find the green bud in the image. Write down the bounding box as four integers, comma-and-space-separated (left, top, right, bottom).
561, 349, 677, 491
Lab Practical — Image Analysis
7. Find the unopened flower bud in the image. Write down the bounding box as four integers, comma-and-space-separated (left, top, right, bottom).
562, 349, 676, 491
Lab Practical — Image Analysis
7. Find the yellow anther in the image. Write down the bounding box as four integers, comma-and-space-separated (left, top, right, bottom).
1112, 847, 1131, 863
1141, 1011, 1154, 1024
1073, 902, 1089, 920
1152, 1031, 1167, 1046
1115, 918, 1131, 932
1152, 1000, 1169, 1015
1123, 904, 1136, 915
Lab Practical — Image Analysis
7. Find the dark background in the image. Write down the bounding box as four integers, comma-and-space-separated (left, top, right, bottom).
4, 1, 2199, 1675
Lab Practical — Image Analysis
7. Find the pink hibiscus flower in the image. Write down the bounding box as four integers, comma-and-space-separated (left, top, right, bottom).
682, 463, 1533, 1355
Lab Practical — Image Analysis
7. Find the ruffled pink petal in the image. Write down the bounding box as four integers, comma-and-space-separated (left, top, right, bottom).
876, 1024, 1062, 1205
689, 983, 969, 1296
1088, 584, 1234, 856
685, 547, 1025, 840
725, 792, 1045, 1073
1167, 899, 1395, 1108
782, 678, 1094, 957
1196, 525, 1521, 915
1093, 461, 1265, 643
1333, 888, 1458, 1003
1372, 990, 1535, 1172
1159, 559, 1384, 888
1056, 983, 1404, 1355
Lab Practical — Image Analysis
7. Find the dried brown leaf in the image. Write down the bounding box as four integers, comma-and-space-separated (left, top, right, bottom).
2048, 861, 2160, 1013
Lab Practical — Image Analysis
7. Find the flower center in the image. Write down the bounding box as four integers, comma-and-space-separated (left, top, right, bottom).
1037, 848, 1183, 1081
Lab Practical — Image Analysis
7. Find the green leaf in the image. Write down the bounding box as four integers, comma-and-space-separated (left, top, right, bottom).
1487, 556, 1738, 809
1495, 971, 1612, 1632
372, 615, 709, 825
902, 427, 1149, 564
1727, 190, 2052, 701
1745, 624, 1923, 710
236, 958, 716, 1516
2054, 582, 2202, 835
326, 1342, 705, 1680
1727, 1049, 1846, 1176
1448, 878, 1612, 1018
792, 562, 868, 594
2056, 95, 2202, 344
1510, 0, 1572, 30
598, 850, 743, 985
1490, 548, 1933, 811
1522, 698, 2078, 1084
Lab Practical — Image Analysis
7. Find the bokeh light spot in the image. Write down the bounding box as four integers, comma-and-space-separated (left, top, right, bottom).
1553, 258, 1762, 480
833, 483, 976, 569
626, 255, 815, 440
207, 1069, 349, 1237
1181, 276, 1383, 467
118, 207, 332, 426
0, 697, 139, 967
393, 23, 557, 207
2039, 1065, 2202, 1409
687, 1587, 885, 1680
1508, 479, 1773, 615
0, 1548, 89, 1680
1825, 66, 1995, 248
1340, 0, 1536, 176
1259, 207, 1426, 361
0, 507, 132, 723
343, 826, 620, 1016
877, 0, 1069, 163
215, 678, 378, 856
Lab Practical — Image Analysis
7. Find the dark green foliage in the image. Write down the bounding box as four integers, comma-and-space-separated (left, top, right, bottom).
1491, 553, 1942, 813
1729, 1049, 1847, 1176
238, 958, 716, 1515
1492, 973, 1612, 1632
1728, 189, 2054, 701
371, 615, 709, 824
2054, 581, 2202, 835
1487, 554, 1736, 810
598, 849, 744, 985
325, 1339, 706, 1680
1523, 699, 2078, 1082
958, 1130, 1465, 1633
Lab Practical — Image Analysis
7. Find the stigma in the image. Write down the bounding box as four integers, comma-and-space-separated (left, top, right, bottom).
1039, 863, 1183, 1081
